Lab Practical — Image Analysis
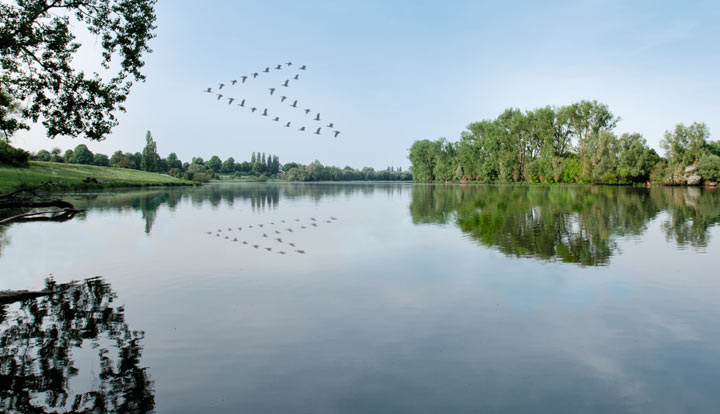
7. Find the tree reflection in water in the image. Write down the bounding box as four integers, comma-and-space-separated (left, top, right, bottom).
410, 185, 720, 266
0, 277, 154, 413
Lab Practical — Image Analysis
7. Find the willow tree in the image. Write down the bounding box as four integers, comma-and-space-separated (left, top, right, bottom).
0, 0, 157, 141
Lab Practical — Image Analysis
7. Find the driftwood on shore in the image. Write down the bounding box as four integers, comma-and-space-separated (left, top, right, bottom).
0, 182, 84, 225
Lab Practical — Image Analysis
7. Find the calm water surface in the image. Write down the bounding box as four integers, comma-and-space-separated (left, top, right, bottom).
1, 183, 719, 413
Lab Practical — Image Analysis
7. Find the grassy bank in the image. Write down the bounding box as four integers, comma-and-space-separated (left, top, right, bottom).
0, 161, 194, 193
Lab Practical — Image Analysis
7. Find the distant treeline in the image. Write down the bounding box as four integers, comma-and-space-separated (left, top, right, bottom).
408, 100, 720, 185
283, 161, 411, 182
25, 131, 412, 182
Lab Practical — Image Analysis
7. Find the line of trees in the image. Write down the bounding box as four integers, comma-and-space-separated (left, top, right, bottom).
26, 130, 413, 182
409, 100, 720, 185
282, 161, 412, 181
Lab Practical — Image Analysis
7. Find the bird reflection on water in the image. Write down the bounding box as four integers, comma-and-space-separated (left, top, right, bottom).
207, 216, 340, 256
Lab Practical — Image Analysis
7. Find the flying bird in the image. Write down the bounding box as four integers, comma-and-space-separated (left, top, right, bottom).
275, 64, 282, 70
241, 75, 248, 83
263, 233, 268, 238
291, 100, 298, 107
216, 94, 223, 100
314, 127, 321, 135
238, 99, 245, 107
252, 72, 259, 78
286, 228, 293, 232
330, 217, 337, 220
304, 109, 311, 114
218, 83, 225, 89
289, 242, 296, 247
275, 230, 281, 234
300, 65, 306, 70
327, 123, 334, 128
263, 67, 270, 72
203, 87, 212, 93
280, 96, 288, 103
282, 79, 289, 87
293, 74, 299, 80
286, 61, 292, 66
314, 113, 321, 121
227, 97, 235, 105
272, 117, 279, 121
278, 251, 286, 255
299, 126, 306, 131
268, 87, 276, 95
262, 108, 268, 116
296, 250, 305, 254
275, 238, 282, 242
251, 107, 257, 112
284, 121, 291, 127
333, 131, 341, 138
265, 247, 272, 251
231, 80, 237, 85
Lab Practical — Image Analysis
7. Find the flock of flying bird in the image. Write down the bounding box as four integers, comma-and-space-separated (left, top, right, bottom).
204, 62, 341, 138
208, 216, 338, 255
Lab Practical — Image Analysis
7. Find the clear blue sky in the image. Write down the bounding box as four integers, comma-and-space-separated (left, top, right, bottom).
12, 0, 720, 169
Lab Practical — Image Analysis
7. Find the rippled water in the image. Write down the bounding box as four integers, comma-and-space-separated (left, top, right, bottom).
1, 183, 719, 413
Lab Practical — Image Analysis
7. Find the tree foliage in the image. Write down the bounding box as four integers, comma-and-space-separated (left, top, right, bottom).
0, 0, 157, 140
140, 130, 158, 172
409, 100, 714, 185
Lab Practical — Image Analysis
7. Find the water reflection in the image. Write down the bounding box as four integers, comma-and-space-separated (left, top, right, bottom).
410, 185, 720, 266
0, 277, 154, 413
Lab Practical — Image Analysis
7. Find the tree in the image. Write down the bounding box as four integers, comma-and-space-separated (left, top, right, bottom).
221, 156, 235, 173
64, 149, 74, 162
661, 122, 710, 166
140, 130, 158, 172
93, 152, 110, 166
110, 150, 133, 168
71, 144, 94, 164
165, 152, 182, 170
0, 0, 158, 141
0, 89, 23, 141
409, 139, 442, 182
50, 147, 63, 162
35, 149, 51, 161
206, 155, 222, 173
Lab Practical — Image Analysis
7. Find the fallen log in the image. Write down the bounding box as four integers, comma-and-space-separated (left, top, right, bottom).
0, 290, 52, 305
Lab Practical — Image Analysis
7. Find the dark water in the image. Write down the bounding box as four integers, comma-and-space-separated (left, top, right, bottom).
1, 183, 719, 413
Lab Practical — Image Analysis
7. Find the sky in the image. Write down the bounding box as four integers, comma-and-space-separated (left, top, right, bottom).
9, 0, 720, 170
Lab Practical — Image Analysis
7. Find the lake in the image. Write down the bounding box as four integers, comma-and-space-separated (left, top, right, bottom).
1, 183, 719, 413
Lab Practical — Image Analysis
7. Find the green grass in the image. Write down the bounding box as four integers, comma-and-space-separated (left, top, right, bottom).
0, 161, 195, 193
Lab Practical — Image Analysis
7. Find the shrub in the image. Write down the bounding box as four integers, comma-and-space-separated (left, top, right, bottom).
562, 158, 581, 183
698, 154, 720, 182
0, 141, 30, 167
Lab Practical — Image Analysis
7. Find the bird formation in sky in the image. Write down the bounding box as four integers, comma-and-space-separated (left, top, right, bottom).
204, 62, 341, 138
207, 216, 338, 255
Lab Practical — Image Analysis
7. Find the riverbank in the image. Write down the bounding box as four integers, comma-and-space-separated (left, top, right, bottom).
0, 161, 195, 193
